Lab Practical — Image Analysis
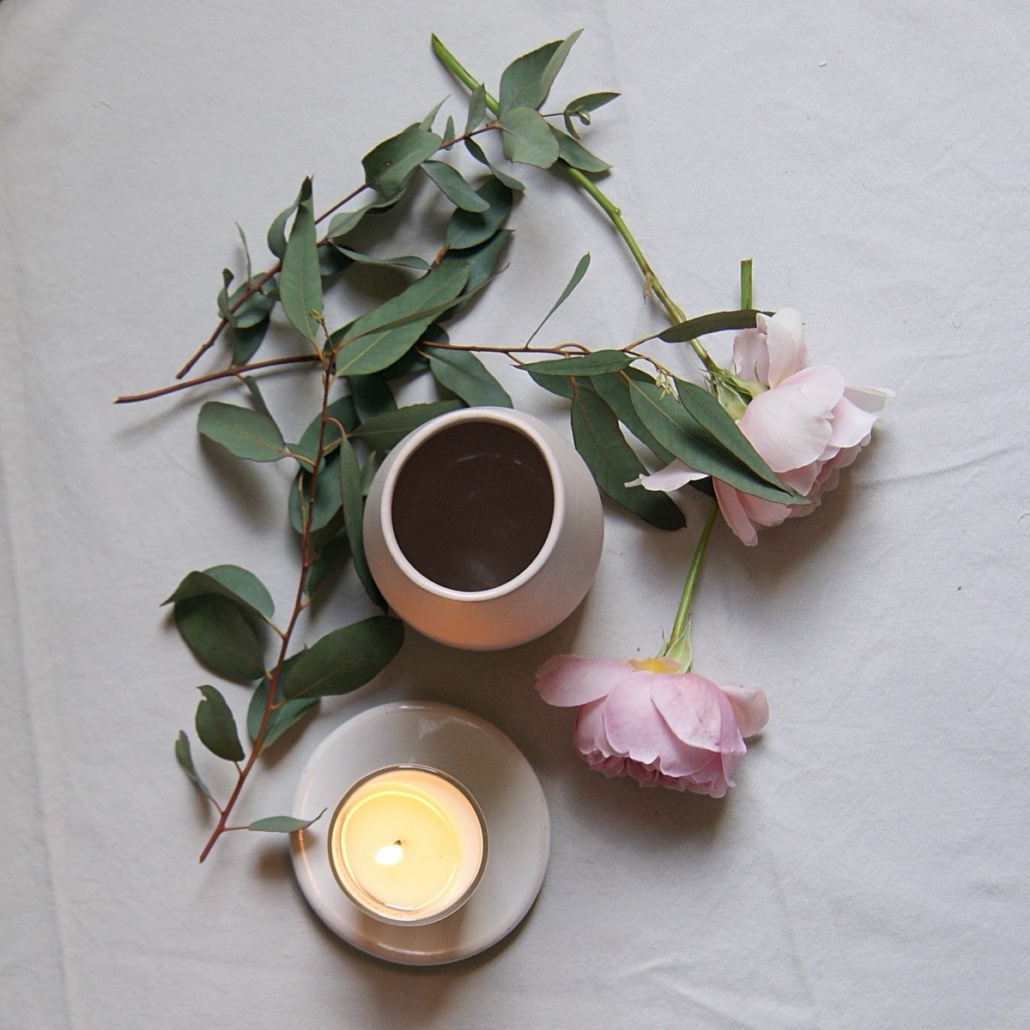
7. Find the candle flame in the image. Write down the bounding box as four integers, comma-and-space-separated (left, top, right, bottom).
375, 841, 404, 866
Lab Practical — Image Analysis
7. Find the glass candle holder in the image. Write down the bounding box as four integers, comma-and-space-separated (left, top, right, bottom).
327, 765, 488, 926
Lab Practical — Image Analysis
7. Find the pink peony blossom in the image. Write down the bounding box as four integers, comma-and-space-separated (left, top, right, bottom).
535, 654, 768, 797
638, 309, 891, 546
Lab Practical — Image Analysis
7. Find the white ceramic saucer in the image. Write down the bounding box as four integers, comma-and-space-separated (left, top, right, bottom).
291, 701, 550, 965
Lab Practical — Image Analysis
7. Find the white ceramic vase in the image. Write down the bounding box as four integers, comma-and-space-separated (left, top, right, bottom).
363, 406, 604, 650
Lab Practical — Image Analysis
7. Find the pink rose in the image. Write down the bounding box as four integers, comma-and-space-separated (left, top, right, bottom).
535, 654, 768, 797
638, 309, 891, 546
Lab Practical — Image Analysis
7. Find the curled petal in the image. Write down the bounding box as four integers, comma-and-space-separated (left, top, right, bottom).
650, 673, 745, 756
573, 698, 615, 761
828, 394, 881, 450
536, 654, 633, 707
630, 460, 708, 492
720, 684, 770, 738
732, 327, 769, 383
760, 308, 806, 387
713, 479, 760, 546
602, 673, 680, 764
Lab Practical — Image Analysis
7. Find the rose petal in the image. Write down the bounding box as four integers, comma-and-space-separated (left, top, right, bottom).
650, 673, 745, 756
630, 460, 708, 492
761, 308, 806, 387
535, 655, 633, 707
738, 366, 844, 472
602, 673, 684, 765
573, 698, 615, 759
720, 684, 770, 738
713, 479, 759, 546
843, 384, 893, 414
828, 394, 880, 450
732, 327, 769, 384
737, 490, 795, 529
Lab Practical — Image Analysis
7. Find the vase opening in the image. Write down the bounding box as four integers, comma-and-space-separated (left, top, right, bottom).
390, 420, 555, 593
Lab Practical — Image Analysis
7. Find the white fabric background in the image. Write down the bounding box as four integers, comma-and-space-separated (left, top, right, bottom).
2, 1, 1028, 1027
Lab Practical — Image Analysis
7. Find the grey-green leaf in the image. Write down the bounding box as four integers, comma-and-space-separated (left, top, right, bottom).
267, 201, 297, 260
349, 400, 462, 451
339, 435, 386, 610
174, 595, 266, 683
445, 178, 513, 249
174, 731, 214, 801
198, 401, 288, 462
330, 245, 429, 271
658, 309, 763, 343
279, 616, 404, 700
279, 177, 324, 342
247, 676, 319, 753
464, 137, 526, 191
565, 90, 620, 117
525, 349, 632, 378
420, 98, 446, 131
423, 160, 490, 212
499, 31, 581, 114
163, 565, 274, 621
627, 379, 802, 504
348, 373, 396, 422
292, 396, 358, 469
288, 460, 343, 534
571, 385, 684, 531
195, 685, 245, 763
327, 195, 402, 241
362, 124, 442, 198
500, 107, 560, 168
526, 253, 591, 344
551, 127, 611, 173
465, 83, 487, 134
305, 529, 351, 599
334, 263, 471, 376
428, 347, 512, 407
230, 319, 270, 366
592, 370, 675, 464
248, 813, 325, 833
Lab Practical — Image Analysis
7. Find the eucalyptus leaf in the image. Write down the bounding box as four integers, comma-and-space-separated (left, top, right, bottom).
195, 685, 245, 763
498, 31, 581, 114
228, 279, 276, 329
420, 98, 446, 131
526, 253, 591, 344
445, 178, 513, 250
362, 124, 441, 198
333, 263, 471, 376
198, 402, 288, 463
305, 530, 351, 599
428, 347, 512, 407
174, 595, 266, 683
248, 813, 325, 833
288, 459, 343, 534
422, 160, 490, 212
174, 731, 214, 801
242, 376, 273, 421
658, 309, 763, 343
348, 373, 397, 421
527, 367, 574, 399
230, 319, 270, 366
463, 138, 525, 191
247, 675, 319, 753
565, 90, 620, 118
360, 450, 382, 496
348, 400, 462, 451
318, 243, 351, 278
551, 128, 611, 173
217, 268, 233, 320
571, 385, 684, 530
627, 378, 802, 504
163, 565, 274, 621
443, 115, 455, 146
327, 195, 402, 241
499, 107, 560, 168
525, 349, 632, 378
339, 435, 386, 610
292, 395, 358, 469
279, 616, 405, 700
592, 369, 675, 464
465, 83, 487, 134
279, 177, 324, 342
267, 201, 297, 260
330, 245, 429, 270
439, 228, 512, 320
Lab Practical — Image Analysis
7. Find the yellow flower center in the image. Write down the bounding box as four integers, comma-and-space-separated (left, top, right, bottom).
629, 656, 680, 673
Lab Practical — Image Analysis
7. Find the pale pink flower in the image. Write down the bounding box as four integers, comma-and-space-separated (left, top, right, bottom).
535, 654, 768, 797
638, 309, 891, 546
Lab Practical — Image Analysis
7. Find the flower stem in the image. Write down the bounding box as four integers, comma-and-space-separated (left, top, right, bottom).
662, 499, 718, 667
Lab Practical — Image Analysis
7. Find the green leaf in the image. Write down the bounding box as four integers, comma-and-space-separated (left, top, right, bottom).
527, 367, 574, 399
445, 178, 513, 249
279, 177, 323, 342
463, 138, 525, 191
627, 379, 802, 504
267, 201, 297, 260
318, 242, 350, 278
305, 530, 351, 599
362, 124, 442, 198
658, 309, 763, 343
499, 107, 559, 168
288, 460, 343, 534
237, 223, 253, 282
422, 159, 490, 212
217, 268, 233, 320
292, 396, 358, 469
242, 376, 273, 421
163, 565, 274, 621
526, 253, 591, 344
330, 245, 429, 271
327, 195, 402, 241
465, 83, 486, 134
339, 435, 386, 609
280, 616, 404, 700
498, 32, 581, 114
230, 319, 270, 366
348, 400, 462, 451
443, 115, 455, 146
525, 349, 632, 377
565, 90, 620, 118
247, 675, 319, 753
228, 279, 275, 330
333, 263, 472, 376
571, 385, 684, 530
195, 685, 245, 763
428, 347, 513, 407
348, 373, 396, 422
436, 227, 512, 324
592, 370, 675, 464
174, 731, 214, 801
198, 401, 288, 462
174, 595, 266, 683
551, 128, 611, 173
420, 98, 446, 131
248, 812, 325, 833
360, 450, 382, 496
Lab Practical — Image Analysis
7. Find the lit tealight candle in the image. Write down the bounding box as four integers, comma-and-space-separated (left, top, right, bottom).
328, 766, 487, 925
